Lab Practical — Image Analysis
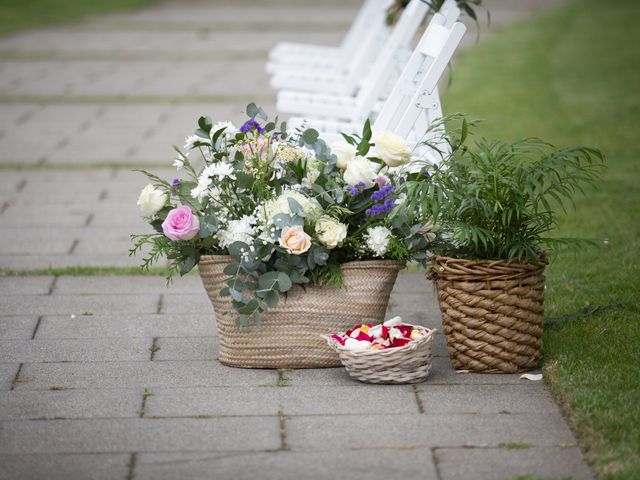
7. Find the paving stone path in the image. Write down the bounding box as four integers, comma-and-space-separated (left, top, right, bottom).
0, 1, 593, 479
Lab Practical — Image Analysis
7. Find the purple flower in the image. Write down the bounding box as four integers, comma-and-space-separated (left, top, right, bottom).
346, 181, 368, 197
371, 185, 393, 203
239, 119, 265, 134
365, 198, 395, 216
171, 178, 181, 186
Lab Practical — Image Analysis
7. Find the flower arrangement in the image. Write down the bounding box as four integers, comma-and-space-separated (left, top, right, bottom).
131, 104, 431, 326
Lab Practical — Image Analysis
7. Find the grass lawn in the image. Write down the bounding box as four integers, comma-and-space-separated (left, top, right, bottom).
444, 0, 640, 478
0, 0, 160, 36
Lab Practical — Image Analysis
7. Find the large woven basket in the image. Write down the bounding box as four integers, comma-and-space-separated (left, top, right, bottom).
198, 255, 404, 369
429, 256, 546, 373
323, 328, 436, 384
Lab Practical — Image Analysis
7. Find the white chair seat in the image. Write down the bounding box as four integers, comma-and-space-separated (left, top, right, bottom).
278, 91, 360, 120
265, 54, 342, 75
268, 43, 341, 61
271, 70, 355, 96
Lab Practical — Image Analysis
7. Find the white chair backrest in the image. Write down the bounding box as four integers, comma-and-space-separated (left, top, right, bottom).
339, 0, 388, 59
441, 0, 461, 27
352, 0, 431, 120
353, 0, 462, 122
340, 0, 394, 90
373, 12, 466, 153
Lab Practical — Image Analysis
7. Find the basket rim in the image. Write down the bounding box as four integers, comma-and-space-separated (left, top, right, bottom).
433, 255, 547, 268
199, 254, 405, 270
322, 326, 437, 358
428, 255, 546, 282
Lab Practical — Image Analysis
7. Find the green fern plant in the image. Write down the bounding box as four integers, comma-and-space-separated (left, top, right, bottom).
402, 131, 605, 262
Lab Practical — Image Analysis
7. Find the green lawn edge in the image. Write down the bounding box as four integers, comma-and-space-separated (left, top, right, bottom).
0, 0, 161, 36
443, 1, 640, 478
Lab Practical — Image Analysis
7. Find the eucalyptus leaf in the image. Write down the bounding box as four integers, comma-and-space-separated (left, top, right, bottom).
263, 290, 279, 308
246, 103, 259, 118
228, 241, 249, 257
302, 128, 319, 144
223, 263, 241, 276
229, 288, 243, 302
180, 255, 197, 276
276, 272, 293, 292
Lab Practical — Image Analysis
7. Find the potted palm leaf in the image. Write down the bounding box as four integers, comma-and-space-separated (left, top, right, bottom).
401, 119, 604, 373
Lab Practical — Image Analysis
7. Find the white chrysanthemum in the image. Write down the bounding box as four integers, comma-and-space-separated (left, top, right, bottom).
216, 215, 256, 248
173, 158, 184, 170
208, 186, 222, 202
202, 161, 236, 182
305, 158, 322, 185
263, 190, 323, 223
211, 121, 238, 139
365, 226, 392, 257
183, 134, 211, 151
190, 176, 212, 202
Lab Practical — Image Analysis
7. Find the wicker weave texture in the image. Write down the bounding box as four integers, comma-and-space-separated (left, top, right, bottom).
430, 256, 545, 373
324, 329, 436, 384
199, 255, 404, 369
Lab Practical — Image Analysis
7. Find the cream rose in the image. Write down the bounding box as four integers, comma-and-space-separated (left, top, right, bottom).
374, 131, 412, 167
279, 225, 312, 255
330, 140, 357, 169
315, 216, 348, 249
137, 184, 167, 217
264, 190, 323, 222
343, 155, 377, 187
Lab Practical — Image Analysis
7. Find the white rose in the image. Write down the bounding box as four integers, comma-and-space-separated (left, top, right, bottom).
330, 141, 357, 169
374, 131, 412, 167
137, 184, 167, 217
264, 190, 323, 222
315, 216, 348, 249
365, 225, 392, 257
343, 156, 377, 187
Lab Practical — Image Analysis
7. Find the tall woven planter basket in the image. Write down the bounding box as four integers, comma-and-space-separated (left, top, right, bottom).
429, 256, 546, 373
199, 255, 404, 369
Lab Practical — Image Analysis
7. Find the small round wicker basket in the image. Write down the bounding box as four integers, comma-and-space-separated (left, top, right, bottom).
199, 255, 404, 369
323, 328, 436, 384
429, 256, 546, 373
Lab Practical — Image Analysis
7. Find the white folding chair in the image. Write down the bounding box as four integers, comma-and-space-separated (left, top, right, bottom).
277, 0, 440, 116
291, 13, 467, 167
282, 2, 461, 133
266, 0, 391, 74
268, 0, 394, 95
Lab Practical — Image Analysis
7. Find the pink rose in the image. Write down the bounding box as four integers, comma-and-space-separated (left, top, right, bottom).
162, 205, 200, 241
279, 225, 311, 255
